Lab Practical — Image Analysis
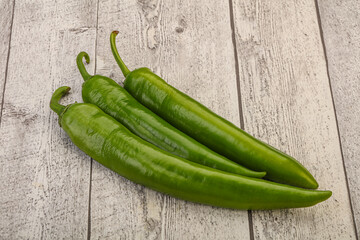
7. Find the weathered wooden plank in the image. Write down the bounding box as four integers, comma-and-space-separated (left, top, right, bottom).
317, 0, 360, 236
91, 0, 250, 239
231, 0, 356, 239
0, 0, 97, 238
0, 0, 14, 117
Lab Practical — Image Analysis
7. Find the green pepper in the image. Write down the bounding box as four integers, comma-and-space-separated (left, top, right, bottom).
50, 86, 331, 209
77, 52, 265, 178
110, 31, 319, 189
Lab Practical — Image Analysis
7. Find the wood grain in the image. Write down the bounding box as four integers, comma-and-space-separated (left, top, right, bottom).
231, 0, 356, 239
0, 0, 358, 239
91, 0, 250, 239
0, 0, 14, 118
0, 0, 97, 238
317, 0, 360, 236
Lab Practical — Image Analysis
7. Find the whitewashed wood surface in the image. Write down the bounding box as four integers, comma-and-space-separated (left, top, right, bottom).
0, 0, 358, 239
318, 0, 360, 237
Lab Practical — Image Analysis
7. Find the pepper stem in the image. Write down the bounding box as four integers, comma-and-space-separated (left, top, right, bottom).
110, 31, 131, 77
77, 52, 92, 81
50, 86, 71, 115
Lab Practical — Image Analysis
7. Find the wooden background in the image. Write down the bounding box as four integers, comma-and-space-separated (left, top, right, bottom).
0, 0, 359, 239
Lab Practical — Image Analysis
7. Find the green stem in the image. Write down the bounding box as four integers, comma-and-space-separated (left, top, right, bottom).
50, 86, 71, 115
110, 31, 131, 77
77, 52, 92, 81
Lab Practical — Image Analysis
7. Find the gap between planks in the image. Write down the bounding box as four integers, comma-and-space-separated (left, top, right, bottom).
87, 0, 101, 239
228, 0, 255, 240
314, 0, 359, 238
0, 0, 16, 126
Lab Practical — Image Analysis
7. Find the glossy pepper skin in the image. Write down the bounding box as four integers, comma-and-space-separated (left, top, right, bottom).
50, 86, 331, 210
76, 52, 265, 178
110, 31, 319, 189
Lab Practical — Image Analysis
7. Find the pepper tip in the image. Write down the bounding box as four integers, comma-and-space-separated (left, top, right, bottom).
65, 86, 71, 93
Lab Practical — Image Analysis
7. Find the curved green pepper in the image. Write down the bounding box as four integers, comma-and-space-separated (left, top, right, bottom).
110, 31, 319, 189
76, 52, 264, 178
50, 86, 331, 209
